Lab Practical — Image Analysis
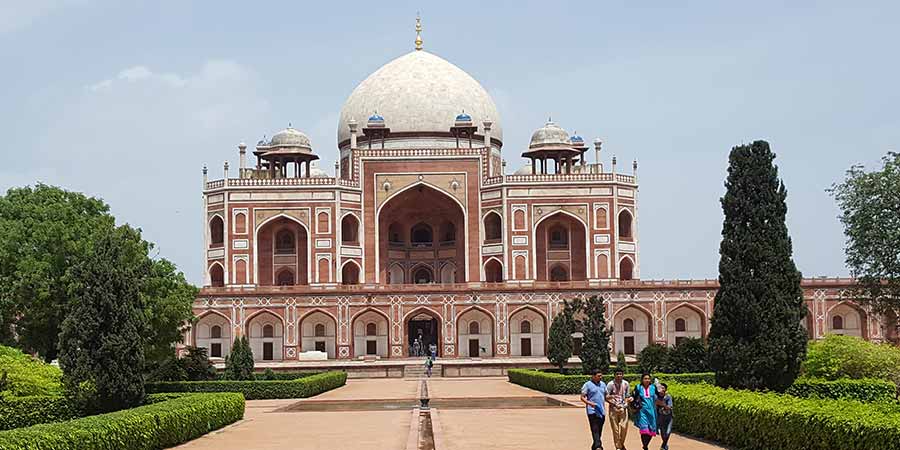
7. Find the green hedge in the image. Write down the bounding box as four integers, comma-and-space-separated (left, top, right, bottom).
671, 382, 900, 450
787, 377, 897, 403
0, 392, 244, 450
0, 395, 78, 431
508, 369, 714, 394
148, 370, 347, 400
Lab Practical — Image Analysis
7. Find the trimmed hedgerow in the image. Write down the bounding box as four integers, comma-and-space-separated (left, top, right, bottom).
508, 369, 714, 394
0, 395, 78, 431
148, 370, 347, 400
0, 393, 193, 431
671, 382, 900, 450
0, 392, 244, 450
786, 377, 897, 403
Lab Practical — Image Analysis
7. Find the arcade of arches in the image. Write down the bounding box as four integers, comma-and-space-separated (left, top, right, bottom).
535, 213, 586, 282
379, 185, 465, 285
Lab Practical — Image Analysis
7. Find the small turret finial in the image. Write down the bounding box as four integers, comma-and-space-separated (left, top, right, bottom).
415, 14, 423, 51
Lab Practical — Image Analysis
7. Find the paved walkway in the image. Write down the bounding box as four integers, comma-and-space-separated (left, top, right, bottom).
173, 377, 726, 450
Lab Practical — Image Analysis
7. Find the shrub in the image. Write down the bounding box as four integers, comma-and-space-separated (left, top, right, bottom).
670, 382, 900, 450
147, 370, 347, 400
804, 334, 900, 381
637, 344, 669, 374
250, 371, 318, 381
664, 338, 709, 373
224, 337, 254, 380
0, 346, 63, 397
508, 369, 714, 394
786, 377, 897, 403
0, 393, 243, 450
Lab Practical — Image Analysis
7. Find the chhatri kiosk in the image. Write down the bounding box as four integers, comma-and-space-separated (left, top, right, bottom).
189, 21, 884, 374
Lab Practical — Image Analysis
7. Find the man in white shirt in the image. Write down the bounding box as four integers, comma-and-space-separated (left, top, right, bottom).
605, 369, 631, 450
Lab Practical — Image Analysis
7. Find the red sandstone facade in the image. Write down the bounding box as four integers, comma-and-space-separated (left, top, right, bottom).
188, 46, 888, 364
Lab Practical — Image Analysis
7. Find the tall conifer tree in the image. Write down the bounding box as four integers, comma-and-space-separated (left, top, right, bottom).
579, 295, 612, 375
708, 140, 806, 391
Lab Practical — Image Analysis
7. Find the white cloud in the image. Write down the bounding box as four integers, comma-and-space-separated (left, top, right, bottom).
11, 59, 273, 283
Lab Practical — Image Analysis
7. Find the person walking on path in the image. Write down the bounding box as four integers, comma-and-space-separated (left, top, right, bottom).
633, 373, 658, 450
580, 370, 608, 450
656, 383, 673, 450
425, 356, 434, 377
605, 369, 631, 450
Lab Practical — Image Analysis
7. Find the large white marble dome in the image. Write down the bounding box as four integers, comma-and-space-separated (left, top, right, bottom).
337, 50, 502, 148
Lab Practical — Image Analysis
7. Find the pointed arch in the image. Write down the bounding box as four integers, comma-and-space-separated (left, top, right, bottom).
665, 302, 708, 344
533, 209, 589, 282
483, 257, 503, 283
509, 305, 548, 357
618, 254, 635, 281
483, 210, 503, 243
456, 305, 495, 357
208, 261, 225, 287
350, 307, 391, 358
208, 214, 225, 248
244, 309, 285, 361
617, 208, 634, 240
340, 211, 361, 245
254, 212, 311, 287
341, 259, 362, 285
194, 310, 232, 359
612, 304, 653, 355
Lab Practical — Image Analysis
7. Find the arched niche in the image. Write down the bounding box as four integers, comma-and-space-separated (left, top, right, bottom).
352, 310, 389, 357
457, 308, 494, 357
535, 212, 587, 281
195, 312, 231, 359
666, 305, 705, 346
246, 311, 284, 361
613, 306, 651, 355
257, 216, 309, 286
300, 310, 337, 359
509, 307, 546, 357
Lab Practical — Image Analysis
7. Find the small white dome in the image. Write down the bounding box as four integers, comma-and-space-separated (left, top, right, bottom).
529, 121, 570, 150
268, 127, 312, 150
514, 163, 536, 175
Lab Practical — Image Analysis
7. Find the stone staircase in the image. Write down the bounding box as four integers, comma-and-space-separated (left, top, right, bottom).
404, 361, 441, 378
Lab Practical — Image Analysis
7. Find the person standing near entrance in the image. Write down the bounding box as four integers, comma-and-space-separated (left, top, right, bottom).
580, 370, 607, 450
429, 343, 437, 359
425, 356, 433, 377
605, 369, 631, 450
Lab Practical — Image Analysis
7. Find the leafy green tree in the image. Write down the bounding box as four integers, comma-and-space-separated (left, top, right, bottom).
141, 259, 198, 369
547, 302, 575, 371
0, 184, 114, 361
579, 295, 612, 375
59, 226, 149, 413
637, 343, 669, 374
224, 336, 254, 380
708, 141, 807, 392
616, 351, 628, 373
0, 185, 196, 366
830, 152, 900, 343
180, 346, 217, 381
664, 338, 710, 373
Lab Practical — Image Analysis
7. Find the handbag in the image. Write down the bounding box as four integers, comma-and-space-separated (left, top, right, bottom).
628, 388, 643, 413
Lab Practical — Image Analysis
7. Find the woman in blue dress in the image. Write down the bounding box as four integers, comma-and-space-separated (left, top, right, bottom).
633, 373, 658, 450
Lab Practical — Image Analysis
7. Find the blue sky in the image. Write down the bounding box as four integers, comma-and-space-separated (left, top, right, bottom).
1, 1, 897, 284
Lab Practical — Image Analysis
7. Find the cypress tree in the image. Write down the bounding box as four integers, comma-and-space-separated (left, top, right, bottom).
579, 295, 612, 375
547, 301, 575, 371
224, 336, 254, 380
708, 140, 807, 391
59, 226, 149, 413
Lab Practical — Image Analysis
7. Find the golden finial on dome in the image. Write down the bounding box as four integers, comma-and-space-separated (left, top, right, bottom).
415, 14, 423, 51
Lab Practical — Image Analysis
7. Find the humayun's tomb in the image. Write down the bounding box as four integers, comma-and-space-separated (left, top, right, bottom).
185, 23, 891, 374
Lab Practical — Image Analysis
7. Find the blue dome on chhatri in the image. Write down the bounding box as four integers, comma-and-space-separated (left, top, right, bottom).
455, 112, 472, 122
570, 132, 584, 144
368, 112, 385, 122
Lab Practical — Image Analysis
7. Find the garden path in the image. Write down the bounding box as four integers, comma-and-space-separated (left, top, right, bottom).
173, 377, 727, 450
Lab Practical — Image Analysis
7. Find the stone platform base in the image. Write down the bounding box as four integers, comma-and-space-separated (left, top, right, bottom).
222, 356, 582, 378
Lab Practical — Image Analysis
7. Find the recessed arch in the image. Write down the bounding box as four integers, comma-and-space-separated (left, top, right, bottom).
826, 301, 867, 339
533, 210, 589, 282
612, 304, 653, 355
403, 306, 443, 357
509, 305, 548, 357
618, 208, 634, 240
483, 211, 502, 243
375, 181, 468, 284
341, 212, 361, 245
254, 213, 312, 287
194, 310, 232, 359
350, 307, 390, 357
298, 308, 338, 358
341, 260, 362, 285
208, 214, 225, 248
618, 255, 635, 281
665, 302, 707, 345
208, 261, 225, 287
410, 263, 435, 284
244, 309, 285, 361
456, 305, 495, 357
483, 257, 503, 282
